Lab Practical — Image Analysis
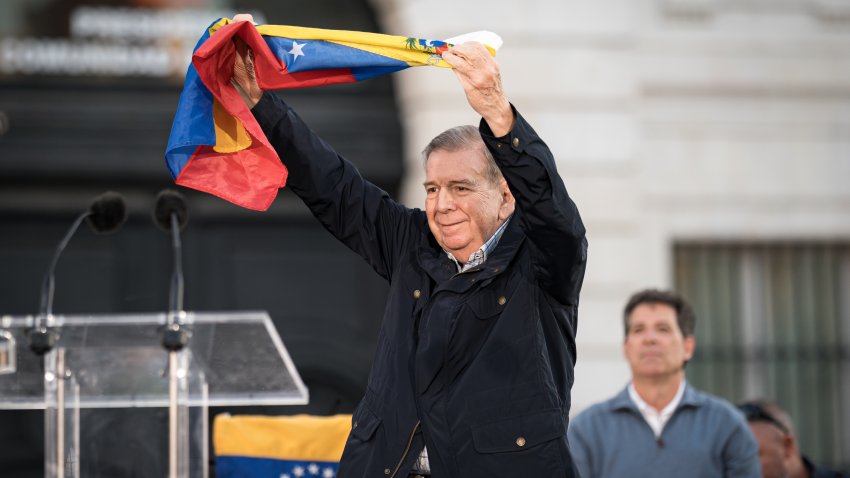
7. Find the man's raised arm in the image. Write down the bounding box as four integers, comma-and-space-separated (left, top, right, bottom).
443, 43, 587, 306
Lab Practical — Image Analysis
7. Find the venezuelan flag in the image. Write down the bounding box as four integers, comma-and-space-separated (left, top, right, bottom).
165, 18, 501, 211
214, 414, 352, 478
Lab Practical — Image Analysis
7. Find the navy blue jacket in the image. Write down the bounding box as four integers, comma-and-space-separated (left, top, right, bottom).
253, 93, 587, 478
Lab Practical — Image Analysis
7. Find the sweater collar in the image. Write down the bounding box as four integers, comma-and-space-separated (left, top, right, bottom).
611, 380, 705, 413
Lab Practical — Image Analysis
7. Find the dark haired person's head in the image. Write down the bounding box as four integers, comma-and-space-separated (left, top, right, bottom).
622, 289, 696, 379
623, 288, 695, 338
738, 400, 797, 478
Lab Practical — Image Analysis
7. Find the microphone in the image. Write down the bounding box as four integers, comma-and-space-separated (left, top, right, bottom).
30, 192, 128, 356
87, 191, 129, 234
153, 190, 189, 351
153, 189, 188, 233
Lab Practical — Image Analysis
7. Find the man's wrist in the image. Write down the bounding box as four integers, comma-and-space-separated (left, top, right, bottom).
483, 100, 515, 137
231, 78, 262, 108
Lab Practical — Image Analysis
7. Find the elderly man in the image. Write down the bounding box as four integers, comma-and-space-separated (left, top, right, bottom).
738, 400, 849, 478
230, 14, 588, 478
568, 289, 760, 477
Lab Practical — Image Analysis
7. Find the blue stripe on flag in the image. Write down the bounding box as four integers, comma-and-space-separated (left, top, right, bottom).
263, 37, 409, 73
165, 31, 216, 179
216, 456, 340, 478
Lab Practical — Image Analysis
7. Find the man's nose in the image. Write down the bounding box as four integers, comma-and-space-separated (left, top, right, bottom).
436, 189, 455, 211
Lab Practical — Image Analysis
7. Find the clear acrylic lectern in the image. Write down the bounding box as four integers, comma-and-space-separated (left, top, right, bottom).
0, 311, 308, 477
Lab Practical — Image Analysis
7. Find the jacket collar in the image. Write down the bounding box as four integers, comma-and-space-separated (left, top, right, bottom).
416, 211, 526, 287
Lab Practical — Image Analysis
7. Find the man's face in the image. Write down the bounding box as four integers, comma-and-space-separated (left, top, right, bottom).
424, 147, 513, 263
623, 303, 695, 380
749, 422, 792, 478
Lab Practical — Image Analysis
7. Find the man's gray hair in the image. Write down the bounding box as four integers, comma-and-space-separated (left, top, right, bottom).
421, 125, 504, 186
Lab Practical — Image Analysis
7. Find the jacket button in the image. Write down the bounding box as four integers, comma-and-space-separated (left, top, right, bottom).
413, 289, 421, 299
516, 437, 526, 447
512, 137, 520, 148
498, 296, 506, 305
384, 468, 391, 475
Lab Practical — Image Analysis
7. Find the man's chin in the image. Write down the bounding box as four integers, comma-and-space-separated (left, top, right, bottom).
633, 368, 682, 380
443, 241, 471, 253
439, 234, 470, 250
439, 223, 467, 237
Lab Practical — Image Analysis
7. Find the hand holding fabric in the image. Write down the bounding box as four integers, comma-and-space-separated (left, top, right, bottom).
231, 14, 263, 108
442, 42, 514, 137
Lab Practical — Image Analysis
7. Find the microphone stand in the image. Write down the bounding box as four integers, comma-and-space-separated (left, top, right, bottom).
32, 191, 126, 356
31, 210, 91, 478
31, 211, 91, 356
161, 210, 190, 478
168, 213, 184, 317
29, 191, 126, 478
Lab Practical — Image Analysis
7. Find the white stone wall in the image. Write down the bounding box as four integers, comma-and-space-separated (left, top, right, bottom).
369, 0, 850, 413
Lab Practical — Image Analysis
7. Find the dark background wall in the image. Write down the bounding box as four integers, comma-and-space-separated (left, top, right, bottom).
0, 0, 400, 475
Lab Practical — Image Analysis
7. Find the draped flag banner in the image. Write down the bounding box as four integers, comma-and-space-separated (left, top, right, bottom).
214, 414, 352, 478
165, 18, 502, 211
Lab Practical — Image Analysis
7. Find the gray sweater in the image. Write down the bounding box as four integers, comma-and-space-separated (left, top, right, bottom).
567, 384, 760, 478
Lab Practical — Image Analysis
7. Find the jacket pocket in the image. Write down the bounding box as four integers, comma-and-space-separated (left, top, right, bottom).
350, 403, 381, 442
465, 288, 506, 320
471, 408, 564, 454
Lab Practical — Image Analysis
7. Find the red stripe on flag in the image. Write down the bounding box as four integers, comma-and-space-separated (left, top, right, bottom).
176, 144, 287, 211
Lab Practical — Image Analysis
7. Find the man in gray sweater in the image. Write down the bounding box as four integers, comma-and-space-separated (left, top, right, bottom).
567, 289, 760, 478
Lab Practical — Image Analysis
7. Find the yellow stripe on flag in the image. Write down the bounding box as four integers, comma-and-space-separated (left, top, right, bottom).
213, 414, 352, 462
328, 39, 452, 68
212, 98, 252, 153
208, 17, 231, 36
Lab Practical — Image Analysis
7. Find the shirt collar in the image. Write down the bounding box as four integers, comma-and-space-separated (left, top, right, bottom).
628, 379, 686, 416
446, 216, 512, 273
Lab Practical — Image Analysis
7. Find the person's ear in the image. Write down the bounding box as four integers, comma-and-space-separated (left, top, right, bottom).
782, 433, 796, 460
498, 180, 515, 221
683, 335, 696, 361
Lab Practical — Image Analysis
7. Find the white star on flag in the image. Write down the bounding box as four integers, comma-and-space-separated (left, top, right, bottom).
308, 463, 320, 475
289, 41, 306, 61
293, 466, 305, 477
280, 474, 291, 478
322, 468, 335, 478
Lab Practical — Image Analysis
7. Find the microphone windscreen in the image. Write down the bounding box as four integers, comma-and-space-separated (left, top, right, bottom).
86, 191, 128, 234
153, 189, 188, 231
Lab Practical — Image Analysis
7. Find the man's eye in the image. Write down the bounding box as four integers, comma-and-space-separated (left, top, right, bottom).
425, 187, 437, 193
455, 186, 468, 192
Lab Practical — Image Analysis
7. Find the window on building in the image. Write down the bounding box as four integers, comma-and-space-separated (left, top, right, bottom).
675, 242, 850, 471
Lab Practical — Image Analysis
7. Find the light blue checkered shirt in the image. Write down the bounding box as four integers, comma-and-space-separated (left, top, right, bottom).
445, 216, 511, 273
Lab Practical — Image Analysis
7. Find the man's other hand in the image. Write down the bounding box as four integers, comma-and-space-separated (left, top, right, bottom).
442, 42, 514, 137
231, 14, 263, 108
